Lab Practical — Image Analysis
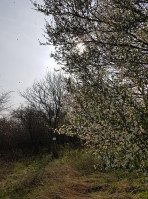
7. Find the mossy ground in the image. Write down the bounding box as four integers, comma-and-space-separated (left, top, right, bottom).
0, 150, 147, 199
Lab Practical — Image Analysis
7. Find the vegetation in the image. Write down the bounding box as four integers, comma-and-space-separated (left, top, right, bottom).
0, 91, 12, 115
21, 72, 66, 129
0, 0, 147, 198
0, 150, 148, 199
34, 0, 148, 172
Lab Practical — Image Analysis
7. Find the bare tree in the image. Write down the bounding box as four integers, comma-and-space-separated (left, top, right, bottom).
21, 72, 65, 128
0, 91, 12, 115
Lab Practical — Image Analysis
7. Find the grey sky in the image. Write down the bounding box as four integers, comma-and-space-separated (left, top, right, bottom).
0, 0, 58, 111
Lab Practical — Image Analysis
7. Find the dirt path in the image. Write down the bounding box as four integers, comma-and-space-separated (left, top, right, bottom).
0, 153, 147, 199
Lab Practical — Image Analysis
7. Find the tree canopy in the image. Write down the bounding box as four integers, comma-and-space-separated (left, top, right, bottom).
34, 0, 148, 172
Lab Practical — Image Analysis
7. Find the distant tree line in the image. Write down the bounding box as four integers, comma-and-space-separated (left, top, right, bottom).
0, 72, 80, 158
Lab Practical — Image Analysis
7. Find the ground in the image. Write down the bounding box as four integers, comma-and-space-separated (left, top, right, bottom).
0, 150, 148, 199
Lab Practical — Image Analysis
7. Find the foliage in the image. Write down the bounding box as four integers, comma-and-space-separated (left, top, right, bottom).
34, 0, 148, 172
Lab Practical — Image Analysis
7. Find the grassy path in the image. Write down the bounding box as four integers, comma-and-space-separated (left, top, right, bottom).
0, 151, 147, 199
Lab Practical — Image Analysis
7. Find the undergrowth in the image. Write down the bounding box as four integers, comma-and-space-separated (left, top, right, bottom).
0, 149, 147, 199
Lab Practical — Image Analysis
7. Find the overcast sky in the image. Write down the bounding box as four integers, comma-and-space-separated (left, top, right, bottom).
0, 0, 58, 111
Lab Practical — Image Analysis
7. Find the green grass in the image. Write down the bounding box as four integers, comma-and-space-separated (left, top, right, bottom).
0, 150, 147, 199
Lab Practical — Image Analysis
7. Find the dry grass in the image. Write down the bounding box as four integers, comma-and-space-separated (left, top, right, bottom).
0, 150, 147, 199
